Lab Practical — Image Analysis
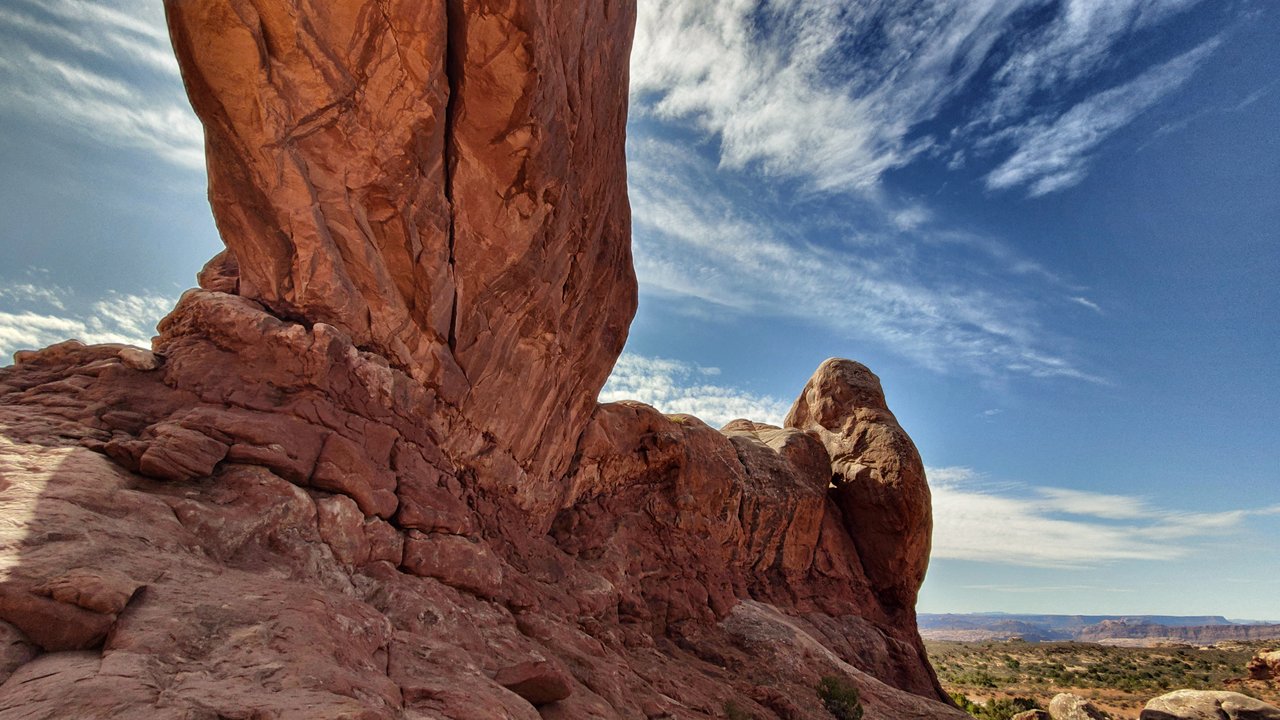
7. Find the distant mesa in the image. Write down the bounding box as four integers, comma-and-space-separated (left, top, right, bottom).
921, 613, 1280, 645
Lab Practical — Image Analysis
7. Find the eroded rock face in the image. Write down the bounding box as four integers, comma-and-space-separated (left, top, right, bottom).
0, 1, 954, 718
0, 331, 957, 719
785, 358, 933, 613
166, 0, 637, 492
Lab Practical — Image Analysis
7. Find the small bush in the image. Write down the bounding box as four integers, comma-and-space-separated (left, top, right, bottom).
950, 691, 980, 714
976, 697, 1041, 720
723, 700, 752, 720
949, 692, 1041, 720
818, 676, 864, 720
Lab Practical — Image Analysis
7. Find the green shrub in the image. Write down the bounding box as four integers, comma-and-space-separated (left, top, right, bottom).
723, 699, 752, 720
818, 676, 864, 720
949, 692, 1041, 720
975, 697, 1041, 720
950, 691, 980, 714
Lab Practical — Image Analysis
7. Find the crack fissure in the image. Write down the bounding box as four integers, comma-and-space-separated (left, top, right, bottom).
443, 1, 463, 356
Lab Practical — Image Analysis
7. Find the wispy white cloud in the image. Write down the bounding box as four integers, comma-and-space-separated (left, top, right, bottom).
632, 0, 1024, 192
628, 137, 1101, 381
961, 584, 1135, 594
1141, 79, 1279, 152
1034, 487, 1156, 521
625, 0, 1218, 382
633, 0, 1213, 196
929, 466, 1279, 568
0, 283, 68, 311
0, 284, 173, 360
601, 353, 791, 427
986, 38, 1220, 196
0, 2, 201, 168
982, 0, 1206, 125
17, 0, 170, 44
1070, 296, 1104, 314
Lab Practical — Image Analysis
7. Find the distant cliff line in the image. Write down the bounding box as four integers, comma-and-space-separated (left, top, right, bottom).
920, 613, 1280, 643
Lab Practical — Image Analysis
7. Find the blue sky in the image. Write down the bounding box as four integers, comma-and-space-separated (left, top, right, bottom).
1, 0, 1277, 619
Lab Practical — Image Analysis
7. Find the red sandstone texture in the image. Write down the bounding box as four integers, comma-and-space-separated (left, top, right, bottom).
0, 1, 962, 718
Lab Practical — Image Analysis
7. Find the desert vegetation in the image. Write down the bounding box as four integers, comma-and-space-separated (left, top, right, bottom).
928, 639, 1280, 718
817, 676, 865, 720
947, 692, 1043, 720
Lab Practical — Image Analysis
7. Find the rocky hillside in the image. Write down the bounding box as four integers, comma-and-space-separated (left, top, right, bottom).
0, 1, 963, 718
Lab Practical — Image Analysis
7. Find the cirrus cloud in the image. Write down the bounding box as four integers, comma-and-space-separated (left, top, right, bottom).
929, 466, 1280, 569
632, 0, 1216, 196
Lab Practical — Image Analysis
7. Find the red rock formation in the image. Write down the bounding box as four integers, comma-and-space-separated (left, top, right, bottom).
166, 0, 637, 497
0, 1, 960, 718
786, 358, 933, 614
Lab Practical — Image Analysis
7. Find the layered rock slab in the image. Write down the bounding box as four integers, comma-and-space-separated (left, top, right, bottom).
0, 335, 958, 719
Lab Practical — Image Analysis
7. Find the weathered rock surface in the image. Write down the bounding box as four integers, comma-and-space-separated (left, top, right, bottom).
0, 0, 958, 718
785, 358, 932, 613
494, 660, 574, 706
1049, 693, 1111, 720
1249, 650, 1280, 680
0, 337, 957, 719
1014, 711, 1054, 720
165, 0, 637, 497
0, 622, 36, 685
1141, 690, 1280, 720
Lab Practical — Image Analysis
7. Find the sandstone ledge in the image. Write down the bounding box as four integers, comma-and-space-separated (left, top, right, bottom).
0, 308, 958, 718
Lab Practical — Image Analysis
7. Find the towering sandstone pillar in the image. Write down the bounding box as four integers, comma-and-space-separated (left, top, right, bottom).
167, 0, 638, 495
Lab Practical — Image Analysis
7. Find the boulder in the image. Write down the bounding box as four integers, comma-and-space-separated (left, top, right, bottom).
1049, 693, 1110, 720
1249, 650, 1280, 681
401, 531, 505, 601
316, 494, 372, 566
1014, 711, 1053, 720
1141, 690, 1280, 720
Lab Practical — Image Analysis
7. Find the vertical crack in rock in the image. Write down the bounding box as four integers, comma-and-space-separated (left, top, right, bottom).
443, 0, 462, 359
